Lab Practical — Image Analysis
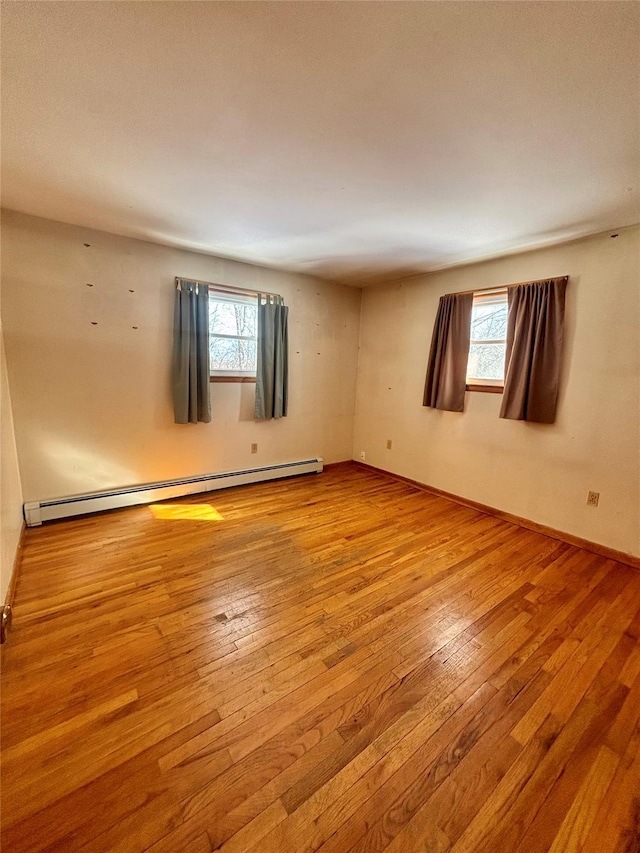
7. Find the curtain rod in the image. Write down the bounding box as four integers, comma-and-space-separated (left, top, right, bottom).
449, 275, 568, 298
175, 276, 280, 298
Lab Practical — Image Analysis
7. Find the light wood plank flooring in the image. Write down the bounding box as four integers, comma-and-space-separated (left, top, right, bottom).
2, 463, 639, 852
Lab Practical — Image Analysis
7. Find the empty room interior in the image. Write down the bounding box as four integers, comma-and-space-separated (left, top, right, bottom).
1, 2, 640, 852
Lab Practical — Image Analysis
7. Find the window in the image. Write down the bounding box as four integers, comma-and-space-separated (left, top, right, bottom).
466, 290, 508, 392
209, 291, 258, 381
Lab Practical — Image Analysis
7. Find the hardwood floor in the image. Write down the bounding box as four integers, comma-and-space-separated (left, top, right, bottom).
2, 462, 639, 853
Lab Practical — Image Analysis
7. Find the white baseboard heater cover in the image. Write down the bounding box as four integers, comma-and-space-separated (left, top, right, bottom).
24, 457, 324, 526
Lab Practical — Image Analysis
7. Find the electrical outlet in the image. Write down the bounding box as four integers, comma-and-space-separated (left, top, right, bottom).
360, 451, 366, 461
587, 491, 599, 507
251, 443, 258, 454
386, 439, 392, 450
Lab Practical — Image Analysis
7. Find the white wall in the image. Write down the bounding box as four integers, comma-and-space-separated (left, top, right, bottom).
1, 318, 24, 603
354, 226, 640, 558
1, 211, 361, 502
3, 211, 638, 560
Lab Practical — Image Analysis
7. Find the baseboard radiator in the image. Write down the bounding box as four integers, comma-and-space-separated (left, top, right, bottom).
24, 458, 324, 526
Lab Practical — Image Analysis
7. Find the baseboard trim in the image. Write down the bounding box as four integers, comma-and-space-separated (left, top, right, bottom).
353, 461, 640, 570
1, 522, 26, 644
322, 461, 356, 472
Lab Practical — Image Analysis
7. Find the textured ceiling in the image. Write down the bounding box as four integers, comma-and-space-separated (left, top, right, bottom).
2, 1, 639, 285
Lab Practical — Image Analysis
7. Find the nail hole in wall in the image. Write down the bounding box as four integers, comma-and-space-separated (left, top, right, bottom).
86, 283, 93, 287
84, 243, 91, 247
91, 321, 98, 325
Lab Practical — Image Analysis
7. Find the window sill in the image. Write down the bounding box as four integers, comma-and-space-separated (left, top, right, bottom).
466, 383, 504, 394
210, 376, 256, 383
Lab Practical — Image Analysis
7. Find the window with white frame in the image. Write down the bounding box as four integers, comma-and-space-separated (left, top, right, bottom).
466, 290, 508, 388
209, 291, 258, 378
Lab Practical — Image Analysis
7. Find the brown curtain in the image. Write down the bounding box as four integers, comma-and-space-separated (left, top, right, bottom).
423, 292, 473, 412
500, 277, 567, 423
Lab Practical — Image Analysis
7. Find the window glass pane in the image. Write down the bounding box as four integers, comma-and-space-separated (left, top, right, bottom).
209, 295, 258, 373
210, 336, 257, 372
467, 343, 505, 381
470, 301, 508, 341
209, 300, 257, 337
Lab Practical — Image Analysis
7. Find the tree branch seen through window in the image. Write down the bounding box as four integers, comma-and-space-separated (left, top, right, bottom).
466, 290, 508, 388
209, 293, 257, 377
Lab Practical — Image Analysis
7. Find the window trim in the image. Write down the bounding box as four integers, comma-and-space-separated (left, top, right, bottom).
466, 381, 504, 394
466, 288, 507, 393
210, 375, 256, 384
208, 290, 258, 382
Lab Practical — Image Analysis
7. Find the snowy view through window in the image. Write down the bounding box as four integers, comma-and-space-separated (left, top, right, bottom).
209, 294, 257, 375
467, 294, 508, 382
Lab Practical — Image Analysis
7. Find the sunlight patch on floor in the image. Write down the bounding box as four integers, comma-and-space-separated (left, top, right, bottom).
149, 504, 224, 521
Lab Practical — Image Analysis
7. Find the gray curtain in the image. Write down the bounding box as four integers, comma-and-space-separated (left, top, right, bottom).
255, 295, 288, 420
500, 277, 567, 423
423, 292, 473, 412
172, 279, 211, 424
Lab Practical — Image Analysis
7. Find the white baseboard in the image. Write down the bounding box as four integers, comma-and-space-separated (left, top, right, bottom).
24, 458, 323, 526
